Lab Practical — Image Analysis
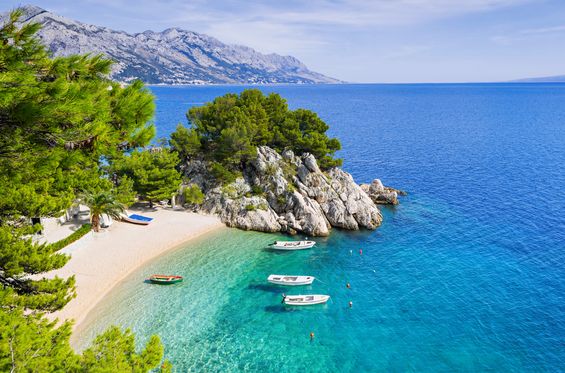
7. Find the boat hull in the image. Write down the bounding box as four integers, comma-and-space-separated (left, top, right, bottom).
283, 295, 330, 306
271, 240, 316, 250
122, 214, 153, 225
149, 275, 183, 284
268, 275, 315, 286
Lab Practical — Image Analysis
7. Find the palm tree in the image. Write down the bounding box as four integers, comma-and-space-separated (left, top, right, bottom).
80, 191, 125, 232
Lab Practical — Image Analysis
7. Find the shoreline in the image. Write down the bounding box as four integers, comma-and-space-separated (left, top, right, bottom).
44, 206, 224, 332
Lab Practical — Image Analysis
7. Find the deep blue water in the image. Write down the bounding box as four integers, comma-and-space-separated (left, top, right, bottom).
78, 84, 565, 372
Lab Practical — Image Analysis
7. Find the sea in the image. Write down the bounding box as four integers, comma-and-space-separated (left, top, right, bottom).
76, 84, 565, 372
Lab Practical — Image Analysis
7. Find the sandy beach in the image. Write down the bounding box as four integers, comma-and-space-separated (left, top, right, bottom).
44, 207, 223, 329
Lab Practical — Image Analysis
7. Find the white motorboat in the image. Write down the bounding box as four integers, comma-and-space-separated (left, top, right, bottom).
268, 275, 315, 286
270, 240, 316, 250
282, 294, 330, 306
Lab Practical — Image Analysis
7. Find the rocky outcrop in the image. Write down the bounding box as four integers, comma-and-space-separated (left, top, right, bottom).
179, 146, 402, 236
360, 179, 407, 205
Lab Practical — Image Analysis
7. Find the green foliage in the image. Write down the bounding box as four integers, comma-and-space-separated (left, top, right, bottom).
111, 150, 182, 206
220, 184, 238, 199
0, 10, 171, 371
183, 184, 205, 205
264, 163, 278, 177
114, 175, 136, 207
277, 195, 287, 206
258, 202, 269, 211
210, 162, 239, 184
0, 306, 78, 372
177, 88, 341, 176
0, 306, 169, 372
0, 9, 155, 311
0, 225, 75, 311
169, 124, 201, 161
48, 224, 92, 252
250, 185, 264, 196
281, 160, 297, 179
80, 191, 125, 232
245, 204, 257, 211
79, 326, 166, 372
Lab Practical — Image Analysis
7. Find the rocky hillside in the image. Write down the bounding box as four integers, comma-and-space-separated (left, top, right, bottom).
7, 5, 339, 85
177, 146, 403, 236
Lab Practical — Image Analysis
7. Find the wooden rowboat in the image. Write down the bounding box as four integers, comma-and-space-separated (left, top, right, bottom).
148, 274, 183, 284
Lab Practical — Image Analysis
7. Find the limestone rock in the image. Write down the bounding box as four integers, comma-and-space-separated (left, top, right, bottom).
360, 178, 406, 205
184, 146, 402, 236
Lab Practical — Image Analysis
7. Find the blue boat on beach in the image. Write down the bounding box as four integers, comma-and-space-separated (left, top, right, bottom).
121, 214, 153, 225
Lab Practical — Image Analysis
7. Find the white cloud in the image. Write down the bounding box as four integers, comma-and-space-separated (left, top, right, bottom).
491, 22, 565, 45
520, 24, 565, 34
136, 0, 530, 54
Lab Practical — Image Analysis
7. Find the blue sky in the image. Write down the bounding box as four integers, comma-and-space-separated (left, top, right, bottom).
3, 0, 565, 82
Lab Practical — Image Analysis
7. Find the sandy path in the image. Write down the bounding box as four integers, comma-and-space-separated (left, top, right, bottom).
44, 207, 223, 329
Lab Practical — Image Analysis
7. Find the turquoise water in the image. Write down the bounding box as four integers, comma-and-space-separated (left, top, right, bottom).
78, 84, 565, 371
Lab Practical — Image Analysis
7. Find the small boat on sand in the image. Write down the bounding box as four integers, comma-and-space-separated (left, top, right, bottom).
268, 275, 315, 286
122, 213, 153, 225
282, 294, 330, 306
148, 275, 183, 284
270, 240, 316, 250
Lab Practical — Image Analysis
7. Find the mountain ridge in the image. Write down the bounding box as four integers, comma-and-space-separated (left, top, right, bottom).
4, 5, 339, 85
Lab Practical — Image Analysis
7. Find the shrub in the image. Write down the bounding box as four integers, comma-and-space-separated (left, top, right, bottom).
210, 162, 238, 184
257, 202, 269, 211
280, 160, 297, 179
251, 185, 265, 197
49, 224, 92, 252
264, 163, 278, 177
245, 204, 257, 211
221, 184, 238, 199
183, 184, 205, 205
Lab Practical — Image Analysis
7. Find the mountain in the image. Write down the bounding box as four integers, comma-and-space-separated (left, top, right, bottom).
511, 75, 565, 83
5, 5, 339, 84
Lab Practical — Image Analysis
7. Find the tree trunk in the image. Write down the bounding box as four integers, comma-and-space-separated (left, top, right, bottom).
149, 200, 153, 208
92, 214, 100, 232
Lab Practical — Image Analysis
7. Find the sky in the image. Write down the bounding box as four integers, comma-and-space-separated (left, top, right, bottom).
3, 0, 565, 83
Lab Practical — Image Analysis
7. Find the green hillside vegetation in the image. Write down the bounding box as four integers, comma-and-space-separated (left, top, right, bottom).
170, 89, 342, 183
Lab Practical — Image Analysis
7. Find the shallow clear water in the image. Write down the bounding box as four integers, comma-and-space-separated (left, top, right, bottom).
78, 84, 565, 372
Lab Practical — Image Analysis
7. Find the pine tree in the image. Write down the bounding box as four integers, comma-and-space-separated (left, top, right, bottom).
0, 8, 155, 310
179, 88, 342, 174
0, 9, 168, 371
111, 150, 182, 208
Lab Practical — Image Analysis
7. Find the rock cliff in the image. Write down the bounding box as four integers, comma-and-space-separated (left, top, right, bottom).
178, 146, 402, 236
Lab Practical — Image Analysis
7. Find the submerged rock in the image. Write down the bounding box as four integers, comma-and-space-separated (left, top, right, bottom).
181, 146, 403, 236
